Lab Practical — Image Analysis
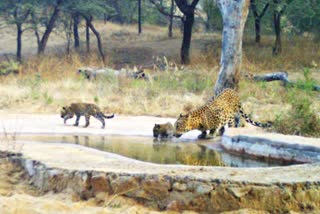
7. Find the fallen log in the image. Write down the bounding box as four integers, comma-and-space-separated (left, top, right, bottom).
77, 67, 149, 80
246, 71, 320, 91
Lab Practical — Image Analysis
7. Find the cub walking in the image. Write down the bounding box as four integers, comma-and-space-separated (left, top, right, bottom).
61, 103, 114, 128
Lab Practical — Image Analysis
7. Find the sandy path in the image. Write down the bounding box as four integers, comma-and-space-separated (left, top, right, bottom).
0, 114, 172, 136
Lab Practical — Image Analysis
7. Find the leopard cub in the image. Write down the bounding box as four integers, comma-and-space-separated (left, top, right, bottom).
61, 103, 114, 129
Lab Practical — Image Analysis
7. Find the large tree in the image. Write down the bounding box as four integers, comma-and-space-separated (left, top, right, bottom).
214, 0, 250, 95
0, 0, 32, 61
37, 0, 64, 55
149, 0, 182, 38
272, 0, 286, 55
138, 0, 142, 34
175, 0, 200, 64
70, 0, 115, 63
250, 0, 269, 44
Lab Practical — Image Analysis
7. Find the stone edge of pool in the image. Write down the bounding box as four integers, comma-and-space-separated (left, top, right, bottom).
0, 114, 320, 212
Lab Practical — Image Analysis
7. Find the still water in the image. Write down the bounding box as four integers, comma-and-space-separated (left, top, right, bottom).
18, 135, 297, 168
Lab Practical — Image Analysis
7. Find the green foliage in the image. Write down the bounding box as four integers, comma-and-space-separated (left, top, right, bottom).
201, 0, 222, 31
66, 0, 115, 19
284, 68, 319, 91
21, 73, 42, 100
108, 0, 137, 24
286, 0, 320, 38
0, 61, 19, 75
0, 0, 33, 25
273, 71, 320, 137
94, 96, 99, 103
294, 68, 318, 91
273, 94, 320, 137
43, 91, 53, 105
151, 71, 214, 93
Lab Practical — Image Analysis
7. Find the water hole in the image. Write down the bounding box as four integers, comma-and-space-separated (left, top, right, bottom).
17, 135, 299, 168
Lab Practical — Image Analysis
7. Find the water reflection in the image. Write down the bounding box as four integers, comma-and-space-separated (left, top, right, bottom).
18, 135, 297, 167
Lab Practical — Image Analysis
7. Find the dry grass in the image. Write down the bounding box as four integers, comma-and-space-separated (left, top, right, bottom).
0, 22, 319, 136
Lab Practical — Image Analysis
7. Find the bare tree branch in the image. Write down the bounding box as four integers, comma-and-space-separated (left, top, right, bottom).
149, 0, 183, 19
247, 72, 320, 91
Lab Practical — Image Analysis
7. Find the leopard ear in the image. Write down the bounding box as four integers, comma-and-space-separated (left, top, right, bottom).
62, 106, 66, 110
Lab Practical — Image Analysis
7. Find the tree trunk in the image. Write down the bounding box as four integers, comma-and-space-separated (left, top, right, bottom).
168, 0, 174, 38
86, 17, 105, 64
138, 0, 142, 34
181, 13, 194, 64
250, 0, 269, 44
16, 24, 22, 62
38, 0, 63, 55
272, 11, 282, 55
174, 0, 199, 64
66, 20, 72, 54
86, 19, 90, 53
255, 17, 261, 43
73, 13, 80, 50
34, 29, 41, 50
214, 0, 250, 96
113, 0, 123, 24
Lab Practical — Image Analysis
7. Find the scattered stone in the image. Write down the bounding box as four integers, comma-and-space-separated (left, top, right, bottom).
166, 200, 184, 211
195, 184, 213, 195
173, 182, 187, 192
90, 173, 111, 194
109, 175, 139, 194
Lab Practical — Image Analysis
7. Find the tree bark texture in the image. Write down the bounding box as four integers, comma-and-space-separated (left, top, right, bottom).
38, 0, 63, 55
168, 0, 174, 38
248, 71, 320, 91
16, 24, 22, 62
214, 0, 250, 96
174, 0, 200, 65
272, 0, 286, 55
272, 11, 282, 55
138, 0, 142, 34
181, 14, 194, 64
13, 6, 30, 62
73, 13, 80, 50
86, 17, 105, 64
250, 0, 269, 44
86, 19, 90, 53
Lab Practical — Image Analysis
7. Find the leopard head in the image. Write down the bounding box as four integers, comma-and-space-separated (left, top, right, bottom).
174, 113, 190, 138
60, 106, 74, 123
153, 124, 161, 138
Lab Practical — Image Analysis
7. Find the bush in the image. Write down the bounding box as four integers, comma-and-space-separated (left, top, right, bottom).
0, 61, 19, 76
273, 88, 320, 137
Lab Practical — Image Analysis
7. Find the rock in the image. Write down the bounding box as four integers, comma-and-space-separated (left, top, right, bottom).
141, 176, 171, 200
195, 184, 213, 195
166, 200, 184, 211
90, 173, 111, 194
109, 175, 139, 194
173, 182, 187, 191
228, 187, 251, 199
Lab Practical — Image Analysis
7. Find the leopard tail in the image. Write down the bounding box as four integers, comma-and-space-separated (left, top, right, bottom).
239, 105, 272, 128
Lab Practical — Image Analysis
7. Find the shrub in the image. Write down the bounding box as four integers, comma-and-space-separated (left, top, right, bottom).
273, 88, 320, 137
